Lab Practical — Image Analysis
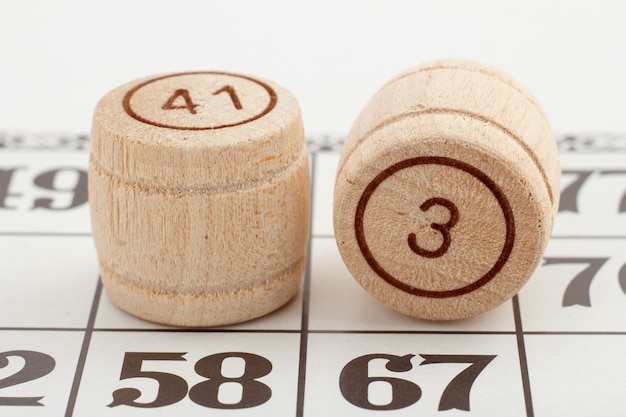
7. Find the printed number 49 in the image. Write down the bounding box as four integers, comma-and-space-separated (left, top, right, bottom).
109, 352, 272, 409
339, 353, 495, 412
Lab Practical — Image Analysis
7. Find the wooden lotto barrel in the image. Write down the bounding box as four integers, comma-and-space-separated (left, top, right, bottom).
89, 71, 310, 326
334, 59, 560, 320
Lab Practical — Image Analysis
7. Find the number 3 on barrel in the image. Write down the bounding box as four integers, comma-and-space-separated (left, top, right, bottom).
408, 198, 459, 258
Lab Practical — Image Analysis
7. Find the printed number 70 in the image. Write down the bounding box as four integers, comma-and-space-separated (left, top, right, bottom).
542, 257, 626, 307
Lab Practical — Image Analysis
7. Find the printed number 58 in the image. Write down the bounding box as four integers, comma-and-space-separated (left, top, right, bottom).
109, 352, 272, 409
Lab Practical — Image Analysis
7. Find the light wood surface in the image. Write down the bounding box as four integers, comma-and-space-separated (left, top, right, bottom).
89, 72, 310, 326
334, 59, 560, 320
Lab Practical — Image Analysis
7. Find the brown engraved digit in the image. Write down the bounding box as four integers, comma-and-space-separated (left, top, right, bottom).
408, 197, 459, 258
213, 85, 242, 110
161, 89, 199, 114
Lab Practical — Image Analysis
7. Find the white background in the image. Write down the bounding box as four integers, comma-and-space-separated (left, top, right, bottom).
0, 0, 625, 134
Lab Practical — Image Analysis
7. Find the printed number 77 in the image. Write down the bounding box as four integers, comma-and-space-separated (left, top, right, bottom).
560, 170, 626, 213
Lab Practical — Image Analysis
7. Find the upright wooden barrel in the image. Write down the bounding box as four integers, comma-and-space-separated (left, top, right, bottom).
89, 71, 310, 326
334, 59, 560, 320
